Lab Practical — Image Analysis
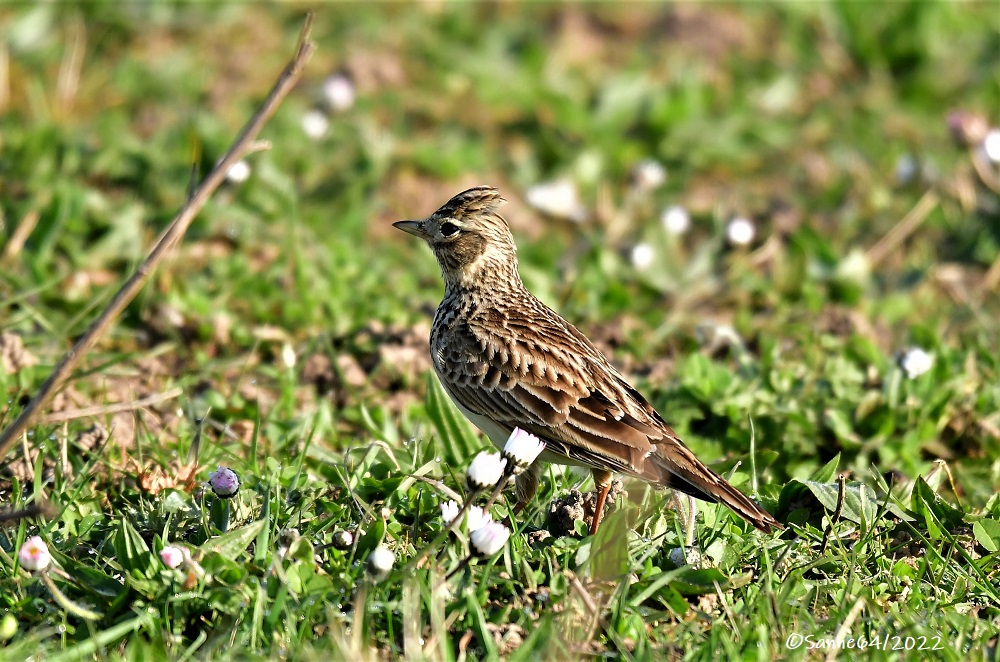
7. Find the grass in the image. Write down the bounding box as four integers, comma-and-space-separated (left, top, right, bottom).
1, 3, 999, 660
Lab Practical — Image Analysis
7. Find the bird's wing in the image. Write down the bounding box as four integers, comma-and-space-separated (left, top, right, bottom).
435, 308, 669, 477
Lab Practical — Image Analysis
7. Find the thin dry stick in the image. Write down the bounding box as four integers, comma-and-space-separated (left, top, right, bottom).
38, 387, 184, 424
0, 15, 317, 464
824, 595, 866, 662
3, 210, 40, 261
865, 190, 939, 266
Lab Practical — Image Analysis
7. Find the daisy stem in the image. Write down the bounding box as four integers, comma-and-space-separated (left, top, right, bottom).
445, 555, 472, 582
404, 485, 484, 572
41, 570, 102, 621
480, 466, 514, 513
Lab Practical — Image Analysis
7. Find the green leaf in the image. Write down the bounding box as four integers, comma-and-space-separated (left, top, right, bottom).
112, 519, 157, 580
911, 477, 964, 535
778, 478, 911, 524
200, 519, 267, 559
425, 372, 481, 465
355, 516, 386, 560
972, 519, 1000, 553
670, 567, 738, 596
809, 453, 841, 483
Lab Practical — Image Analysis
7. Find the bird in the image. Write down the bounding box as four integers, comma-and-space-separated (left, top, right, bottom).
394, 186, 781, 535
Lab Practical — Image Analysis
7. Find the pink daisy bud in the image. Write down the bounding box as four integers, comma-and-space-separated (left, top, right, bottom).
160, 546, 184, 569
18, 536, 51, 572
208, 466, 241, 498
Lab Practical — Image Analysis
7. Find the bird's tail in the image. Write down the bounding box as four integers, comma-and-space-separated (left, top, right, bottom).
648, 442, 782, 533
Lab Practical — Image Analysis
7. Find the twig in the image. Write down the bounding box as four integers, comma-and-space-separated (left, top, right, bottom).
865, 191, 938, 266
0, 501, 57, 522
824, 596, 866, 662
0, 14, 316, 465
3, 210, 40, 261
37, 387, 183, 424
819, 473, 847, 555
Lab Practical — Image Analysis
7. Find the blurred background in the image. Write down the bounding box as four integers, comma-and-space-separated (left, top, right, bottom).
1, 3, 998, 501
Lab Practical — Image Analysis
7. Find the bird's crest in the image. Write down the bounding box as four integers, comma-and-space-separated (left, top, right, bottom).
432, 186, 506, 220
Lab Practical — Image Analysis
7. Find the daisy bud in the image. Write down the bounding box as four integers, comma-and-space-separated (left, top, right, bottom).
502, 428, 545, 474
280, 343, 296, 370
18, 536, 51, 572
466, 452, 507, 490
208, 466, 241, 499
726, 216, 755, 246
366, 545, 394, 582
946, 110, 989, 146
470, 521, 511, 557
322, 72, 356, 112
464, 505, 493, 533
301, 109, 330, 140
898, 347, 933, 379
441, 500, 460, 526
160, 546, 184, 569
630, 243, 655, 270
660, 205, 690, 235
631, 159, 667, 191
225, 160, 251, 184
331, 530, 354, 550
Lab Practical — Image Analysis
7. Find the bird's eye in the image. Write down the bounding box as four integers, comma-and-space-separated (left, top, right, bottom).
440, 222, 460, 237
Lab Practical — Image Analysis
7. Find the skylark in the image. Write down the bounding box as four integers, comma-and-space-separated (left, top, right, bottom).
394, 186, 781, 535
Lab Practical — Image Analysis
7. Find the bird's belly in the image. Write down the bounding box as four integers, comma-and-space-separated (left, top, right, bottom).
439, 380, 597, 471
444, 389, 511, 451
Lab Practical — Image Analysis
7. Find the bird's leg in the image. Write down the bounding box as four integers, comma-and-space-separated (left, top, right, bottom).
589, 470, 614, 536
510, 459, 544, 518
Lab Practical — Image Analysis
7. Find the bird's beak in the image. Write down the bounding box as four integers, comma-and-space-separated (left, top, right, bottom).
393, 220, 428, 239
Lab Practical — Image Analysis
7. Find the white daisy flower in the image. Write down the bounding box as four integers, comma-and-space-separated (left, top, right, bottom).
440, 500, 460, 526
502, 428, 546, 472
726, 216, 755, 246
366, 545, 394, 581
470, 521, 511, 557
225, 160, 251, 184
983, 129, 1000, 164
660, 205, 690, 235
898, 347, 933, 379
466, 451, 507, 490
323, 73, 356, 112
630, 243, 655, 270
464, 505, 493, 532
631, 159, 667, 191
301, 109, 329, 140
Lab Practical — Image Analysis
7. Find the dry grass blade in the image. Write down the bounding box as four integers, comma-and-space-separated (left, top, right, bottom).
38, 387, 184, 424
0, 13, 317, 464
865, 191, 939, 266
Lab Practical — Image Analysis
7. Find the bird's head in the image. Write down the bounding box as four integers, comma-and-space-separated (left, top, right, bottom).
394, 186, 520, 290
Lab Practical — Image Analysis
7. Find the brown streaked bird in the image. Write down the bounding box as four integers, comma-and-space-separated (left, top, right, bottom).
394, 186, 781, 535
